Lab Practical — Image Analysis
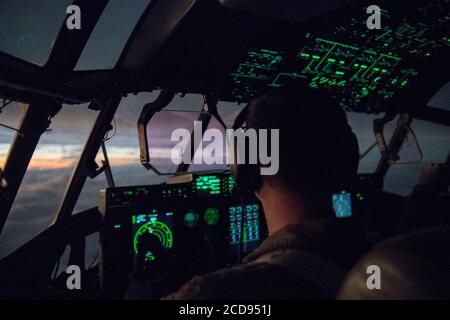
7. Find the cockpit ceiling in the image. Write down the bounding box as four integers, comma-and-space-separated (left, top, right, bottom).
218, 0, 359, 22
128, 0, 448, 114
0, 0, 449, 115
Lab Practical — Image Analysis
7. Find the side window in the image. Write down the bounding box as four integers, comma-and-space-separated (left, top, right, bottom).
427, 81, 450, 111
383, 120, 450, 196
0, 104, 97, 258
0, 102, 25, 169
346, 113, 381, 173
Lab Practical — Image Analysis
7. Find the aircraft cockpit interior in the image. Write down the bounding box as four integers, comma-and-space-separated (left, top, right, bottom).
0, 0, 449, 302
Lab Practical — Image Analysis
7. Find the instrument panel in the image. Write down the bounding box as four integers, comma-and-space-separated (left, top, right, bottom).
97, 172, 380, 297
228, 0, 450, 112
98, 173, 265, 297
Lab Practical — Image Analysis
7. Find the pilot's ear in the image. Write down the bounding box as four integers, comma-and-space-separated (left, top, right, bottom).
254, 180, 265, 200
254, 176, 272, 200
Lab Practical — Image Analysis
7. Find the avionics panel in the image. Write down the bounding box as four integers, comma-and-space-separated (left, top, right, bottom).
98, 173, 264, 297
104, 174, 235, 206
228, 0, 449, 112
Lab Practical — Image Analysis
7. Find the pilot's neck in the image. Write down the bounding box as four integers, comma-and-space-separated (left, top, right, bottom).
256, 179, 312, 235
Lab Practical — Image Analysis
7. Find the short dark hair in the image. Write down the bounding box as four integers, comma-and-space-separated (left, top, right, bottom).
246, 85, 359, 197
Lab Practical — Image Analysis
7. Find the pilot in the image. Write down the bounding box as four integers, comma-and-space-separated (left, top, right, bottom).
163, 85, 370, 300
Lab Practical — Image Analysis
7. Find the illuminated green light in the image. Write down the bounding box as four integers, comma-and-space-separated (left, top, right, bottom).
270, 56, 283, 65
228, 176, 235, 193
114, 224, 121, 229
360, 65, 368, 69
300, 53, 310, 58
328, 58, 336, 63
335, 71, 345, 76
316, 38, 359, 50
353, 63, 359, 67
356, 192, 365, 201
242, 228, 248, 242
145, 252, 156, 262
204, 208, 220, 225
124, 191, 133, 196
381, 69, 388, 73
261, 49, 278, 54
339, 60, 345, 65
319, 77, 329, 84
312, 55, 321, 60
373, 67, 380, 72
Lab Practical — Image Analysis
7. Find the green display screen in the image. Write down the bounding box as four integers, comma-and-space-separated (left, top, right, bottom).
132, 211, 174, 262
194, 175, 235, 196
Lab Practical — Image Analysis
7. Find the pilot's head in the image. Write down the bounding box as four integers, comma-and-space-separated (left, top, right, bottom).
243, 85, 359, 231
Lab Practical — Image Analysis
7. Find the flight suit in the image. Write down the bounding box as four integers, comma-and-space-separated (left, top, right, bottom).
164, 217, 370, 300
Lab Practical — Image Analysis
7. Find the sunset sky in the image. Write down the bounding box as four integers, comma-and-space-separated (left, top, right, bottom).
0, 93, 241, 171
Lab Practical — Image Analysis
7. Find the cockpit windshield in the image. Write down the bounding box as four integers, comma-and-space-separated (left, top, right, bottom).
0, 0, 72, 65
75, 0, 152, 71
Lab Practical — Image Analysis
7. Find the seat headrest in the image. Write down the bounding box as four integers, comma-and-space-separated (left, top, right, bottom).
338, 227, 450, 300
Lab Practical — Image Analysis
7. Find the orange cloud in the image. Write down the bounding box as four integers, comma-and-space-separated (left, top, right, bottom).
0, 154, 139, 171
